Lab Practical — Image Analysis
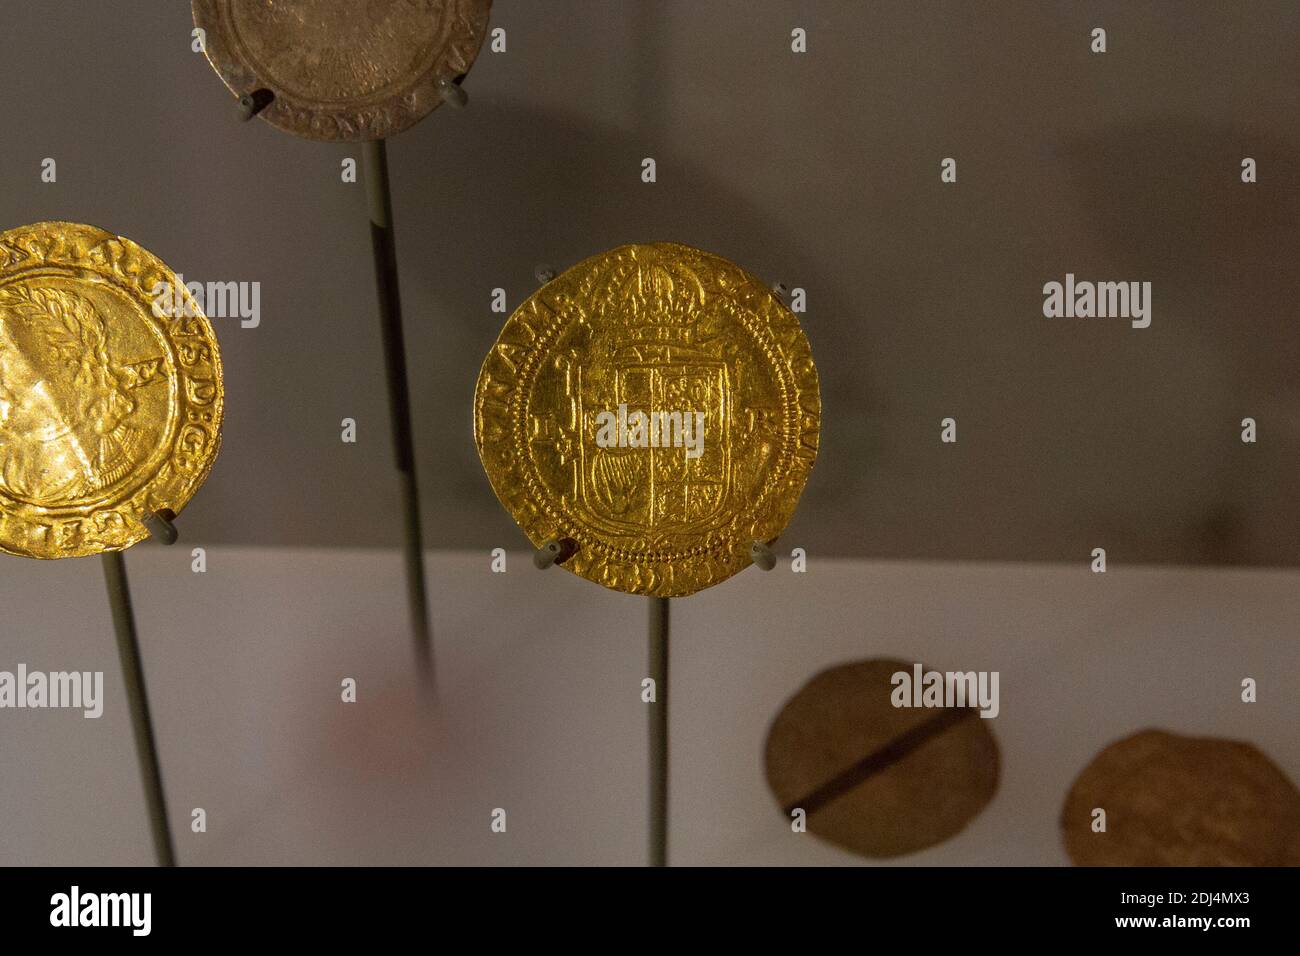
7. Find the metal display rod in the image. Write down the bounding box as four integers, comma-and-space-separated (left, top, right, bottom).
363, 138, 434, 685
102, 512, 179, 867
538, 536, 778, 866
647, 596, 670, 867
239, 97, 436, 684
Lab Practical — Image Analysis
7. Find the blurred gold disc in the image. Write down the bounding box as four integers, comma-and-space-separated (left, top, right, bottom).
193, 0, 493, 141
474, 243, 820, 597
1061, 729, 1300, 866
765, 659, 1000, 858
0, 222, 224, 559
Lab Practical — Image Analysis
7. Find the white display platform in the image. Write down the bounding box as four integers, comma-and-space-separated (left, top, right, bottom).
2, 549, 1295, 866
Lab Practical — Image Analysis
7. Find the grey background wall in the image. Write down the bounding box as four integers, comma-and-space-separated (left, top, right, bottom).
1, 1, 1297, 565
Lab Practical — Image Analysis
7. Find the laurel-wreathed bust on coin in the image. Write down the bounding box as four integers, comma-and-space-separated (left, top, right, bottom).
0, 222, 223, 559
474, 243, 820, 597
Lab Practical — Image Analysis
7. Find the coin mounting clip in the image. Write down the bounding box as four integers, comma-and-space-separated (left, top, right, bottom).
237, 88, 276, 122
142, 510, 179, 547
750, 540, 777, 571
437, 75, 468, 109
534, 537, 577, 570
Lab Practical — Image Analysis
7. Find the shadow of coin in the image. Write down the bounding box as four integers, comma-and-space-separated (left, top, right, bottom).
1061, 729, 1300, 866
764, 658, 999, 859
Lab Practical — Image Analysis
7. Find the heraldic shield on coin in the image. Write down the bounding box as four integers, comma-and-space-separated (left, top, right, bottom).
0, 222, 224, 560
193, 0, 493, 142
474, 243, 820, 597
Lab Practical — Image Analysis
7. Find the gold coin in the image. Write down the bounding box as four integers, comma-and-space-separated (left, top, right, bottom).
765, 659, 1000, 858
474, 243, 820, 597
1061, 729, 1300, 866
0, 222, 224, 559
193, 0, 493, 142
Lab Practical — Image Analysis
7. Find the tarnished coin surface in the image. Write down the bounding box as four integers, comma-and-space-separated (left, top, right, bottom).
765, 659, 1000, 859
0, 222, 223, 559
1062, 729, 1300, 866
193, 0, 492, 141
474, 243, 819, 597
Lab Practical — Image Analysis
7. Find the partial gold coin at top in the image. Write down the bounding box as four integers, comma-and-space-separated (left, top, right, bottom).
1061, 729, 1300, 866
193, 0, 493, 142
0, 222, 224, 559
474, 243, 820, 597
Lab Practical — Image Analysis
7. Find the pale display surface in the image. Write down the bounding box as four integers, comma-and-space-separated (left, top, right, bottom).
4, 552, 1296, 865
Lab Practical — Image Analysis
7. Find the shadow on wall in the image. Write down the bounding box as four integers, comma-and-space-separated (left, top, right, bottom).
1062, 121, 1300, 565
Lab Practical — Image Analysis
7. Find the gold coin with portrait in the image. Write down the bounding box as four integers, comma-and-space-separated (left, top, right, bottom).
474, 243, 820, 597
0, 222, 224, 559
193, 0, 493, 141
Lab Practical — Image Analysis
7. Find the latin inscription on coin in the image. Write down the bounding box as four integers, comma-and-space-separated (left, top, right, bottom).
0, 222, 223, 559
474, 243, 819, 597
193, 0, 493, 141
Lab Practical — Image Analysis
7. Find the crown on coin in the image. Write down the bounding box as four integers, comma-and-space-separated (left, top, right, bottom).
611, 254, 707, 346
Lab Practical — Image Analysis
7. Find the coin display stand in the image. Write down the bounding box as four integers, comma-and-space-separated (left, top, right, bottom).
534, 535, 776, 866
103, 510, 181, 868
1, 219, 224, 868
361, 134, 433, 682
235, 88, 467, 685
504, 255, 811, 866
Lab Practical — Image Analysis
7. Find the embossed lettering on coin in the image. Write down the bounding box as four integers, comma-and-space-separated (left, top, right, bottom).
474, 243, 820, 597
193, 0, 493, 141
0, 222, 224, 559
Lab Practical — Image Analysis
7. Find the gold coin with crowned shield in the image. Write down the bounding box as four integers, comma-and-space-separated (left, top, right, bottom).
474, 243, 820, 597
0, 222, 224, 559
193, 0, 493, 142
